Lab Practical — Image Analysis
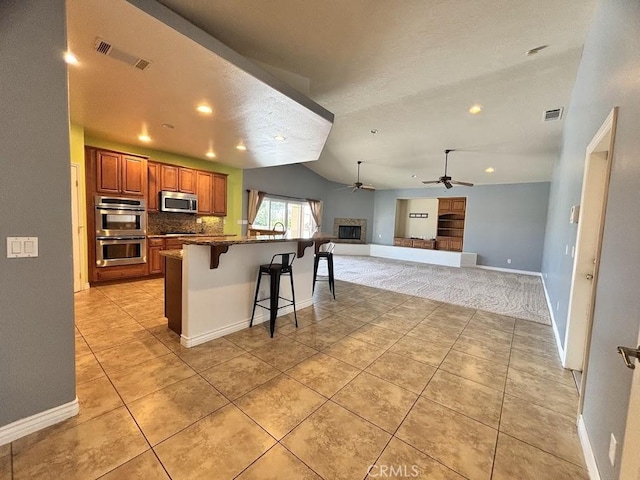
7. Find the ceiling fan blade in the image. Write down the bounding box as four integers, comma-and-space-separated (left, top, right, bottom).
421, 180, 441, 185
360, 185, 376, 191
451, 180, 474, 187
337, 184, 354, 191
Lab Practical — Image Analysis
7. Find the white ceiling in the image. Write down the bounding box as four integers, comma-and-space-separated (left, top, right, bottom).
68, 0, 597, 189
66, 0, 333, 169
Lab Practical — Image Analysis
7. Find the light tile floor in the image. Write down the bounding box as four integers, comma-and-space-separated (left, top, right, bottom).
3, 278, 588, 480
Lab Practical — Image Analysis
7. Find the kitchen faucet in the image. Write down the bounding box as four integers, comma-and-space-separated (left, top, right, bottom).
272, 221, 286, 234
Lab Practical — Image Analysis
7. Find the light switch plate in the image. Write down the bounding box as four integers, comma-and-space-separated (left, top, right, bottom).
6, 237, 38, 258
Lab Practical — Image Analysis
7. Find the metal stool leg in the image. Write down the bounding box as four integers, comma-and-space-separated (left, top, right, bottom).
327, 253, 336, 299
312, 255, 320, 293
269, 270, 281, 338
250, 271, 263, 327
289, 270, 298, 328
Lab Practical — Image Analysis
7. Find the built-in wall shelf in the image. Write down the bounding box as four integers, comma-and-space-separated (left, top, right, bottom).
436, 197, 466, 252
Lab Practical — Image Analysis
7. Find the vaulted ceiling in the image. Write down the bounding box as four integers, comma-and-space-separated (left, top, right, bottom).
68, 0, 597, 189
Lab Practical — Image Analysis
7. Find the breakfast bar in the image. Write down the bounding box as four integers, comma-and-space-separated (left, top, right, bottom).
162, 234, 332, 347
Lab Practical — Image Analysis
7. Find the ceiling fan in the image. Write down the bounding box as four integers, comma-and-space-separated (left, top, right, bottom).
341, 161, 376, 192
422, 149, 474, 189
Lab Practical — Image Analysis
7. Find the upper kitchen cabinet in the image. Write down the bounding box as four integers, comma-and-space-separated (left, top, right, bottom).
90, 147, 147, 197
159, 164, 197, 194
212, 173, 227, 216
160, 164, 179, 192
179, 168, 196, 194
196, 171, 227, 216
196, 171, 212, 214
148, 162, 160, 212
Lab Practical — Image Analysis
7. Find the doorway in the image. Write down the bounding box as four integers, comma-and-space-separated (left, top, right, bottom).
563, 108, 617, 395
71, 164, 83, 292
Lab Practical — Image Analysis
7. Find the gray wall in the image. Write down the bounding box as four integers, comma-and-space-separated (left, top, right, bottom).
0, 0, 76, 427
541, 1, 640, 478
373, 183, 550, 272
324, 181, 375, 243
242, 164, 329, 234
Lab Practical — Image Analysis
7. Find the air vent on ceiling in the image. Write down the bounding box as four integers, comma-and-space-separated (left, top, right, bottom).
93, 37, 151, 71
543, 107, 564, 122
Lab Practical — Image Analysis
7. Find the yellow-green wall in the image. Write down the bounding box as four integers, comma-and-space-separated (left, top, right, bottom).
83, 133, 243, 236
70, 123, 89, 287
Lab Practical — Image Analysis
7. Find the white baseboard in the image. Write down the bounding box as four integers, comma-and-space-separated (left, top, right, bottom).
578, 415, 601, 480
0, 397, 79, 447
475, 265, 542, 276
541, 275, 565, 362
180, 298, 313, 348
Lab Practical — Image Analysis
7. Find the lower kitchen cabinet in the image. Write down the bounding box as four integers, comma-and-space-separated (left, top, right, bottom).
148, 238, 165, 275
94, 263, 149, 282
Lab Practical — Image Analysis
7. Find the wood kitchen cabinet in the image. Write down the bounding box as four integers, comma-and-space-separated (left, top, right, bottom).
148, 162, 160, 212
93, 149, 146, 197
160, 164, 179, 191
179, 168, 196, 194
196, 171, 212, 214
148, 237, 165, 275
212, 173, 227, 216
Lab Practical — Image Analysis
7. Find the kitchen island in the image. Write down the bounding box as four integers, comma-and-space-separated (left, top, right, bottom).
163, 234, 332, 347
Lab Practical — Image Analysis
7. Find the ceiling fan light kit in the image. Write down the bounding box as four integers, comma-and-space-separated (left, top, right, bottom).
422, 149, 474, 189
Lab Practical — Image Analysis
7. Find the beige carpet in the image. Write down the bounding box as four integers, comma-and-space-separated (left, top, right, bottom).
325, 255, 551, 325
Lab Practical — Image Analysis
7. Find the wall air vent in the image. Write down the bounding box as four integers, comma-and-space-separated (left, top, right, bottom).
93, 37, 151, 71
543, 107, 564, 122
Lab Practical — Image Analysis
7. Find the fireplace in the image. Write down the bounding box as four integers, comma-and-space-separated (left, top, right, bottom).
333, 218, 366, 243
338, 225, 361, 240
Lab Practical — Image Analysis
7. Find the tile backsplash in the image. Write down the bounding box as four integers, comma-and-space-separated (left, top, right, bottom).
148, 212, 223, 235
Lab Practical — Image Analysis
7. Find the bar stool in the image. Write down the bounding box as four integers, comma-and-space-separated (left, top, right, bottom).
250, 252, 298, 337
313, 242, 336, 299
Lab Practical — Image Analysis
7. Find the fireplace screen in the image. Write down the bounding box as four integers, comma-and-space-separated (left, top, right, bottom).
338, 225, 362, 240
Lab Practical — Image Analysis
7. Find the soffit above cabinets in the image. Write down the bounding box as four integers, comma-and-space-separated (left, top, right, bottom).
66, 0, 334, 169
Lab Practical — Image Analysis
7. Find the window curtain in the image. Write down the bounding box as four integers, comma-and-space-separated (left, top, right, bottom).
247, 190, 266, 226
307, 199, 323, 233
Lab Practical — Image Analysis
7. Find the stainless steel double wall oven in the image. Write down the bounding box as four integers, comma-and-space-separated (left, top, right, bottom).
95, 195, 147, 267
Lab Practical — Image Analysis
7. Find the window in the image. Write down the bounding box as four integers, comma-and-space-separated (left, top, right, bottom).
253, 196, 315, 237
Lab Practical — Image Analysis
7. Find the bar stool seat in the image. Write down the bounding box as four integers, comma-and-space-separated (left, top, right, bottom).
313, 242, 336, 299
250, 252, 298, 337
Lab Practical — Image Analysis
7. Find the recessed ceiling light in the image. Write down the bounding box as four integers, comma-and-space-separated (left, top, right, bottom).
236, 144, 247, 151
64, 52, 78, 65
469, 104, 483, 114
138, 134, 151, 142
206, 151, 216, 158
274, 135, 286, 141
196, 105, 213, 114
485, 167, 495, 173
370, 129, 378, 134
525, 45, 548, 56
161, 123, 175, 129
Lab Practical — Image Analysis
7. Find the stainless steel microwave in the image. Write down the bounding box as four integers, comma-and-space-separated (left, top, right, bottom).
160, 191, 198, 213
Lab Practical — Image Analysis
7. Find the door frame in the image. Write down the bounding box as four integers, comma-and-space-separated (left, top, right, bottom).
564, 107, 618, 377
70, 163, 84, 292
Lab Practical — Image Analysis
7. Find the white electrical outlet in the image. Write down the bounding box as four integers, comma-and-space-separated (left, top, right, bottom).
195, 217, 203, 224
565, 244, 569, 255
507, 258, 512, 264
609, 433, 617, 466
556, 300, 560, 311
379, 234, 382, 238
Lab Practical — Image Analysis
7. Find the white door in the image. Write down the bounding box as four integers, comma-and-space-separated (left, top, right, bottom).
619, 327, 640, 480
70, 165, 82, 292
